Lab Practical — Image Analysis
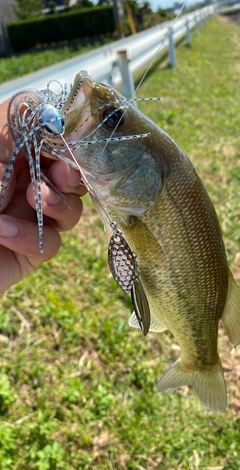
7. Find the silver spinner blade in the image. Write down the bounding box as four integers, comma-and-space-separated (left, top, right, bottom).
108, 230, 136, 294
108, 229, 150, 335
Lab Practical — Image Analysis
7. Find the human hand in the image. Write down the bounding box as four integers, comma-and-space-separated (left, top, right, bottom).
0, 99, 87, 292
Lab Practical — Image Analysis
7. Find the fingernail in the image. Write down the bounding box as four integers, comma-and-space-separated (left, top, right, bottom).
45, 185, 62, 206
68, 167, 81, 189
0, 217, 18, 238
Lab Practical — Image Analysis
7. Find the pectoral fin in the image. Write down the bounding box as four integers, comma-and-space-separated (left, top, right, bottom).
129, 311, 167, 333
156, 356, 227, 412
221, 269, 240, 347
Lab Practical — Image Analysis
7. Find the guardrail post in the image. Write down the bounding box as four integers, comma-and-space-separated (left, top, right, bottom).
117, 50, 135, 99
198, 12, 202, 29
186, 19, 191, 46
168, 29, 176, 67
194, 14, 199, 35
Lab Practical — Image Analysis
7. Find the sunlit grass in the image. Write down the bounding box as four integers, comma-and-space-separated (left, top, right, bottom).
0, 16, 240, 470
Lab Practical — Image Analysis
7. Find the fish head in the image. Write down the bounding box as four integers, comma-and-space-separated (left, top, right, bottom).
61, 71, 166, 222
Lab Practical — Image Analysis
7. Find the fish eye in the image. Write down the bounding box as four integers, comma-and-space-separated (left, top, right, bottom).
102, 107, 124, 130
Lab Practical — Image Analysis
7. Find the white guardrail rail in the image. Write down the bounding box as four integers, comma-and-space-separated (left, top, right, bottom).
0, 5, 216, 102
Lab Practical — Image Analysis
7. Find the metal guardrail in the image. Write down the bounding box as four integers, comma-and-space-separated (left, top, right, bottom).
219, 2, 240, 14
0, 5, 216, 102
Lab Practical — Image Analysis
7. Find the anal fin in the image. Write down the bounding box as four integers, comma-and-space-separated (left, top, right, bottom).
221, 269, 240, 347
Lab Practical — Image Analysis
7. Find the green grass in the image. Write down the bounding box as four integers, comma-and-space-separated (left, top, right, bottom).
1, 16, 240, 470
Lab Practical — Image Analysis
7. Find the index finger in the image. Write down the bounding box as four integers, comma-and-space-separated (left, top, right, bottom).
46, 160, 87, 197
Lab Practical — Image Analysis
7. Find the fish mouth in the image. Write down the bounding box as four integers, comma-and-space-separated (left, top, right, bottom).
61, 72, 93, 137
63, 71, 91, 111
62, 71, 119, 137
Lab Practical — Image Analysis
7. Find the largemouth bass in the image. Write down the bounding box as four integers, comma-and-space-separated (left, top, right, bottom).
5, 71, 240, 412
54, 72, 240, 412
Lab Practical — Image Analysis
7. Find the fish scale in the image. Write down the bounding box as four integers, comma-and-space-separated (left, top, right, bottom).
143, 170, 227, 362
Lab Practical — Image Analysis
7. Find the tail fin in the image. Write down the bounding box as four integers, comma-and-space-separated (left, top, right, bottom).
221, 270, 240, 347
156, 356, 227, 412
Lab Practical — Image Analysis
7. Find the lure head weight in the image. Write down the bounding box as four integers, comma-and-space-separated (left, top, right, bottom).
39, 103, 64, 135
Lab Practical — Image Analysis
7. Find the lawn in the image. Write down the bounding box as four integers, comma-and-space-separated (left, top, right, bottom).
0, 15, 240, 470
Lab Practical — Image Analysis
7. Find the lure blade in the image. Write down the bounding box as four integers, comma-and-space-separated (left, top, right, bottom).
108, 229, 150, 335
108, 230, 136, 294
131, 276, 151, 336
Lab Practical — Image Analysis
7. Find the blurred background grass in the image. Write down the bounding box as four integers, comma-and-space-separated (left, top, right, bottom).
0, 15, 240, 470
